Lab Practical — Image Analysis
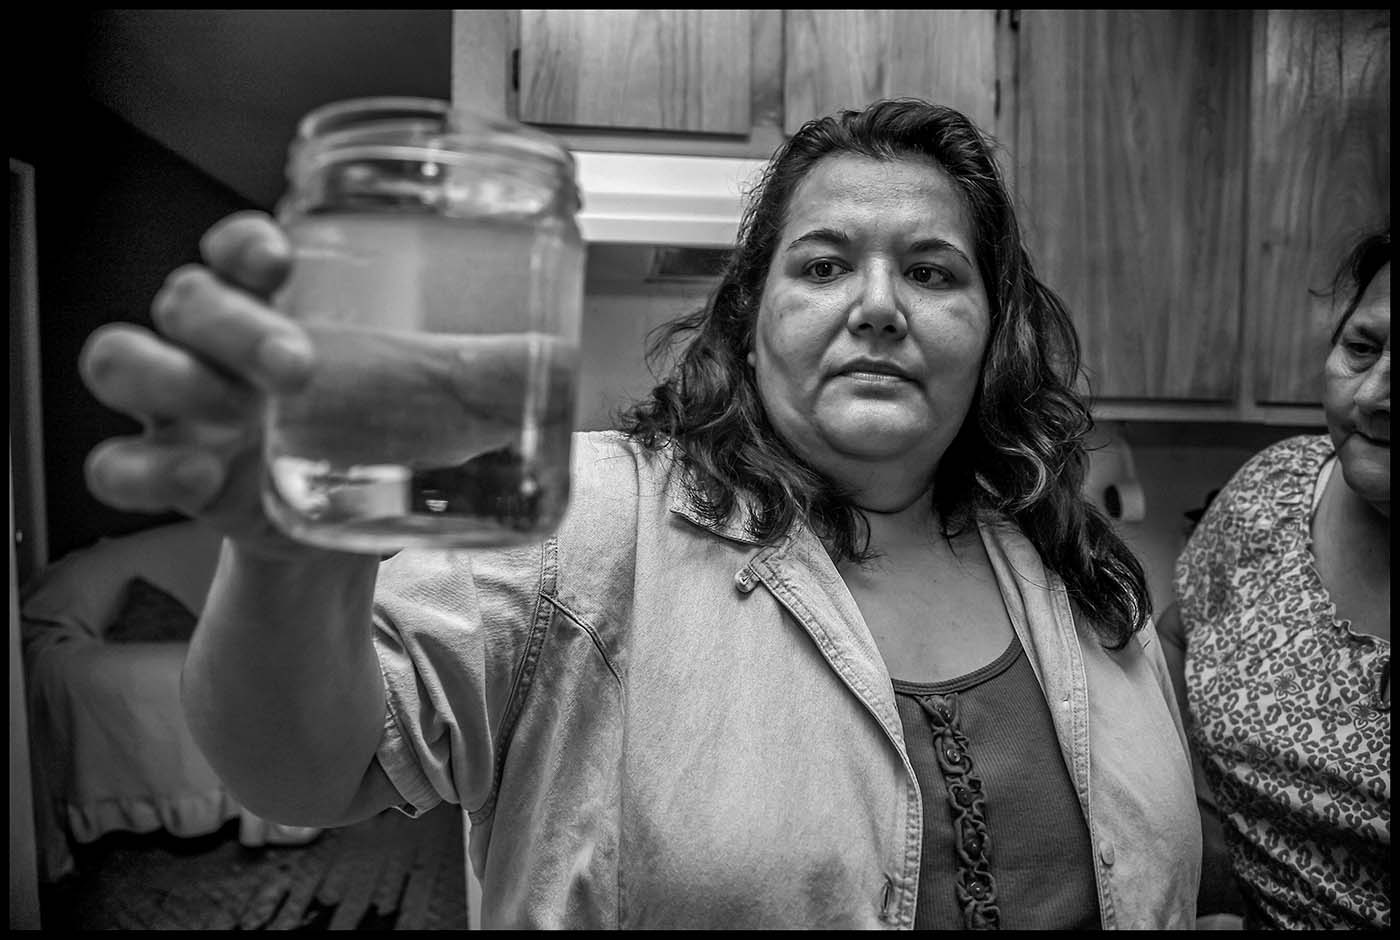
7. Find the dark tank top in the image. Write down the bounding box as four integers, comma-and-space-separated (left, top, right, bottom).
892, 633, 1101, 930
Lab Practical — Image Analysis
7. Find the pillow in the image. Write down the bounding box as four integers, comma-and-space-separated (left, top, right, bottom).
106, 577, 199, 643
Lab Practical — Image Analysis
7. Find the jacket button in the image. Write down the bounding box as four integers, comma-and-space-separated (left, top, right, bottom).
734, 567, 757, 593
1099, 841, 1115, 866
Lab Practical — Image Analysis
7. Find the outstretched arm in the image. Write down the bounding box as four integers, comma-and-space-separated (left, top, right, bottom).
81, 212, 396, 825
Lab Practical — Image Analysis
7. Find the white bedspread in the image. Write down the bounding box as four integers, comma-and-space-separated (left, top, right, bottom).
20, 520, 242, 882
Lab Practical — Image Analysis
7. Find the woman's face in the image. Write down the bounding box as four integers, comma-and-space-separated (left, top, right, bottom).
748, 153, 991, 501
1324, 261, 1391, 515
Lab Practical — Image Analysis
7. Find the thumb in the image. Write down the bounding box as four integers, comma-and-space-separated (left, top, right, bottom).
200, 211, 294, 300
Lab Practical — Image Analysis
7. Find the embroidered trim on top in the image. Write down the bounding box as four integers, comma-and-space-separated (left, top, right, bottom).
917, 691, 1000, 929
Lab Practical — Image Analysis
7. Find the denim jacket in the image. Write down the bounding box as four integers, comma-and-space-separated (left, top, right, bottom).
370, 431, 1201, 929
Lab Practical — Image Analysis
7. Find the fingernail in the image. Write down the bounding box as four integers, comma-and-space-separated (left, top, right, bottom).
259, 335, 313, 380
246, 237, 282, 267
246, 238, 291, 283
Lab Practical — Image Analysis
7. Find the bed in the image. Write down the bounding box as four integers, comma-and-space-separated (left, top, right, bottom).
20, 519, 253, 881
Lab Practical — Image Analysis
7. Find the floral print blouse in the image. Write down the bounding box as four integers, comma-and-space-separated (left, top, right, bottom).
1175, 434, 1390, 929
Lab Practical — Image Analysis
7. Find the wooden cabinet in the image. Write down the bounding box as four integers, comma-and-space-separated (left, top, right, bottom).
454, 9, 785, 158
451, 10, 1390, 424
1243, 10, 1391, 407
517, 10, 751, 134
454, 9, 1003, 160
1013, 10, 1255, 404
783, 10, 1003, 139
1012, 9, 1387, 422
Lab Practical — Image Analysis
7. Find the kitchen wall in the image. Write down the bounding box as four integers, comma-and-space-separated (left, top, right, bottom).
15, 96, 260, 565
1102, 421, 1319, 615
577, 280, 714, 431
76, 10, 453, 210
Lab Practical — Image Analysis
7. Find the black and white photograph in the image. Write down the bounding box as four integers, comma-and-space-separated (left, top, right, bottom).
10, 9, 1389, 931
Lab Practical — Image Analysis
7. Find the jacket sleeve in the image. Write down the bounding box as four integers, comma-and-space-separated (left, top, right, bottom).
364, 431, 646, 817
370, 538, 555, 815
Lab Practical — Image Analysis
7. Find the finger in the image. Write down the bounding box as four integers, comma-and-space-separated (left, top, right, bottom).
199, 210, 294, 299
85, 437, 228, 517
80, 322, 259, 424
152, 265, 315, 396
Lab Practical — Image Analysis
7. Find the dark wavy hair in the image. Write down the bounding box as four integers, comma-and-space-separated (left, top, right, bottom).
618, 98, 1149, 648
1328, 224, 1391, 345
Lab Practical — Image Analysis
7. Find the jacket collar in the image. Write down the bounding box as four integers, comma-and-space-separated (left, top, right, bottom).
660, 448, 769, 546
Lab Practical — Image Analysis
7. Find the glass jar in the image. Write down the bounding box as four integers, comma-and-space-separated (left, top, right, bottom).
264, 97, 584, 553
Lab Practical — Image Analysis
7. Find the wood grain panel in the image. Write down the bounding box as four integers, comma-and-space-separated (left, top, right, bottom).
784, 10, 998, 136
451, 9, 517, 120
519, 10, 751, 134
1015, 11, 1253, 401
749, 9, 784, 134
1246, 10, 1390, 405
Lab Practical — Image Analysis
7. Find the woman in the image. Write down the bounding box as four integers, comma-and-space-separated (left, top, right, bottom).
78, 99, 1200, 929
1159, 227, 1390, 929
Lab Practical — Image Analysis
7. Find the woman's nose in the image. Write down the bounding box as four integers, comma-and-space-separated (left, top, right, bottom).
848, 269, 907, 339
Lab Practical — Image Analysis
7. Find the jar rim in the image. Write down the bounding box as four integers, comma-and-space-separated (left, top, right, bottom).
293, 96, 574, 173
295, 96, 452, 140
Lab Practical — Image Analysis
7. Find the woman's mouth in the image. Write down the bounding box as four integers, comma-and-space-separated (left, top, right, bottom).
834, 359, 915, 383
1354, 430, 1390, 448
841, 370, 908, 383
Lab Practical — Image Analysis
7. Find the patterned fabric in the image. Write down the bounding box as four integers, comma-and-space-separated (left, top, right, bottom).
917, 692, 1000, 929
1175, 434, 1390, 930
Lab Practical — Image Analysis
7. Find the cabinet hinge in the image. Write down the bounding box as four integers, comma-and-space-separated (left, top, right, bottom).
511, 48, 520, 92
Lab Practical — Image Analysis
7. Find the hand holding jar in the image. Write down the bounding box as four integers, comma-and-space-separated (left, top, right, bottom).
82, 98, 585, 556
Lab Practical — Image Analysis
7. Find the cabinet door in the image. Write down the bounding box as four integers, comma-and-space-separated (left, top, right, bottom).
518, 10, 751, 134
784, 10, 1000, 136
1246, 10, 1390, 406
1014, 11, 1253, 401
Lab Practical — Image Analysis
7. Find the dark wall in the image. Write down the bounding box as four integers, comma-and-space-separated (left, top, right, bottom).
15, 52, 259, 560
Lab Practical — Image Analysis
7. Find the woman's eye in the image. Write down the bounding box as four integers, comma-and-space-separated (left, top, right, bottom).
908, 264, 952, 287
804, 259, 845, 281
1344, 340, 1379, 361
